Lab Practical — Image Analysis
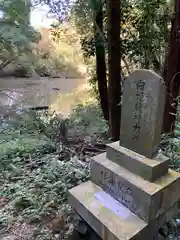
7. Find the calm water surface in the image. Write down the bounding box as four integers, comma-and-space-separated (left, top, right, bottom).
0, 76, 89, 118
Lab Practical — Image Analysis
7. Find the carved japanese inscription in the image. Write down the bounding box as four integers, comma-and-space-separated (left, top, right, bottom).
120, 70, 166, 158
99, 169, 137, 211
132, 80, 145, 141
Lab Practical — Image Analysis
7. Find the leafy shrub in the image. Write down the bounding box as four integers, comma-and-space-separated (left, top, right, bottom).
0, 106, 92, 224
12, 64, 32, 77
69, 103, 109, 138
160, 96, 180, 171
34, 62, 51, 77
0, 102, 108, 166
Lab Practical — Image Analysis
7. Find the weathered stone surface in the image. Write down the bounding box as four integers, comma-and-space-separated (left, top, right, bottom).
69, 181, 179, 240
91, 153, 161, 222
106, 141, 169, 181
68, 181, 151, 240
90, 153, 180, 223
120, 69, 166, 158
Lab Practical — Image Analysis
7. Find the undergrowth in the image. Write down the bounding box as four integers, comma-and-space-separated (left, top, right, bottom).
0, 103, 108, 236
160, 98, 180, 171
0, 101, 180, 239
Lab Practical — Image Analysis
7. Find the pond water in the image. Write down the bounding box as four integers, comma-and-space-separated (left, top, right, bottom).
0, 76, 89, 118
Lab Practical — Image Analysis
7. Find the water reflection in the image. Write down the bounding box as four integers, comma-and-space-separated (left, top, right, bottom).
0, 90, 23, 106
0, 77, 88, 118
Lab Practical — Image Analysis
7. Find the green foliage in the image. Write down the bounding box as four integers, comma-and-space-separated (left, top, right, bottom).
1, 153, 89, 221
70, 0, 171, 74
0, 104, 106, 226
121, 0, 171, 71
160, 131, 180, 172
160, 96, 180, 170
0, 131, 56, 170
0, 0, 40, 70
0, 101, 179, 238
0, 102, 108, 165
0, 102, 108, 234
88, 66, 100, 99
0, 0, 30, 24
69, 102, 109, 138
32, 0, 172, 83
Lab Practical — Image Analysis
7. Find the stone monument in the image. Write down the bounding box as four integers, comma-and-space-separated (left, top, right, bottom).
68, 69, 180, 240
120, 69, 165, 158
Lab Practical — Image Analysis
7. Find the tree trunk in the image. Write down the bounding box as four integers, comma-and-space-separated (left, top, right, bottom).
94, 6, 109, 121
106, 0, 121, 140
163, 0, 180, 133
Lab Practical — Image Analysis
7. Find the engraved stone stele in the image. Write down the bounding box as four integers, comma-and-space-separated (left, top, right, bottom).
68, 69, 180, 240
120, 69, 166, 158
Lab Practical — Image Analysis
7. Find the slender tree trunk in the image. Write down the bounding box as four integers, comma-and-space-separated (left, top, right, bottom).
106, 0, 121, 140
163, 0, 180, 133
94, 6, 109, 121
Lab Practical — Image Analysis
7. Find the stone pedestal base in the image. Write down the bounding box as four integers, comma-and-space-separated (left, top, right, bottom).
69, 181, 179, 240
91, 152, 180, 222
68, 142, 180, 240
69, 181, 149, 240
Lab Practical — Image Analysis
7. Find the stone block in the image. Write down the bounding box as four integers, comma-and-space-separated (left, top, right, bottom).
120, 69, 166, 158
91, 153, 180, 223
68, 180, 151, 240
69, 181, 179, 240
106, 141, 169, 181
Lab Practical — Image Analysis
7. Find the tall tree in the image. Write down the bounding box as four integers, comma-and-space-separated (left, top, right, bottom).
93, 1, 109, 120
34, 0, 172, 135
163, 0, 180, 133
106, 0, 121, 140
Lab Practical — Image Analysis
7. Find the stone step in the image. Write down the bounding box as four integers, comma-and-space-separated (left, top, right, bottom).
68, 180, 152, 240
91, 153, 180, 223
106, 141, 169, 181
69, 181, 179, 240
